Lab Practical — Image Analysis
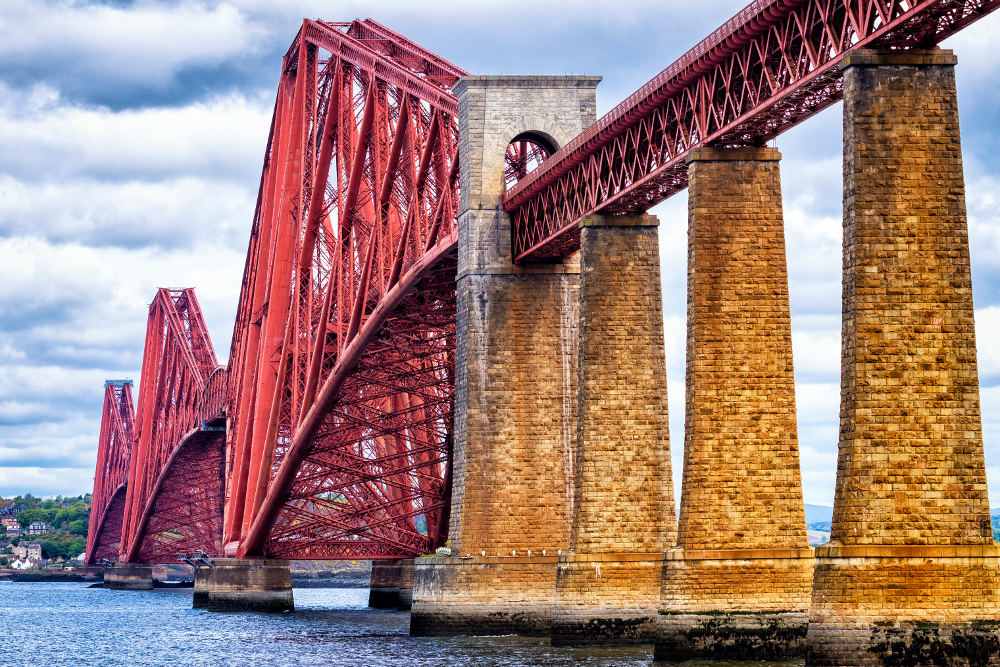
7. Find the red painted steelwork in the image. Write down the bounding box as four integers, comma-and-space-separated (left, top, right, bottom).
85, 381, 134, 565
86, 486, 128, 565
503, 0, 1000, 262
505, 137, 552, 191
129, 426, 226, 563
92, 2, 1000, 563
224, 20, 463, 559
117, 289, 226, 563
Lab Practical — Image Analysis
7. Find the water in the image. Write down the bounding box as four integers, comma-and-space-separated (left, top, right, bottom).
0, 582, 802, 666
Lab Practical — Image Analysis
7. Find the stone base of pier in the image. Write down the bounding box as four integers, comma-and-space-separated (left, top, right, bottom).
655, 548, 813, 661
368, 558, 414, 610
807, 544, 1000, 666
368, 559, 402, 609
104, 563, 153, 590
398, 558, 414, 611
192, 558, 293, 612
410, 556, 557, 636
551, 553, 663, 645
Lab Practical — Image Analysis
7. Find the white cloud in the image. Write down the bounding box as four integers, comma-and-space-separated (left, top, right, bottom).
0, 465, 95, 498
0, 174, 255, 250
0, 83, 271, 183
0, 1, 268, 90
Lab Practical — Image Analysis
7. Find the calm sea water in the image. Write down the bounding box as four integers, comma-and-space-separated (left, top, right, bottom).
0, 582, 802, 666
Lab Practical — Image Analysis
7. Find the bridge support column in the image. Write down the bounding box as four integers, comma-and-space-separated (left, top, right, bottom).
397, 558, 414, 611
552, 214, 674, 645
192, 558, 292, 612
410, 75, 600, 637
368, 558, 413, 610
104, 563, 153, 590
656, 147, 812, 661
806, 49, 1000, 666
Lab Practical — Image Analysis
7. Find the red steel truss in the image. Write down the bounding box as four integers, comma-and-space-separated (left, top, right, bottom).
503, 0, 1000, 262
90, 2, 1000, 563
84, 380, 134, 564
115, 288, 227, 563
223, 19, 463, 559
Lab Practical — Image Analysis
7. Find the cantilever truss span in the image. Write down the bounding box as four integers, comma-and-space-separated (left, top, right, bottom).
84, 380, 134, 565
224, 19, 464, 560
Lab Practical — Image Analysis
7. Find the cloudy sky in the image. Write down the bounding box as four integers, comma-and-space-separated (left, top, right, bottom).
0, 1, 998, 507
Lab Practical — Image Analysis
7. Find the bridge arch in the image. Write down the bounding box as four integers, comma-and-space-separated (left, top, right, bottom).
85, 483, 127, 565
240, 234, 457, 558
124, 424, 225, 563
486, 114, 580, 201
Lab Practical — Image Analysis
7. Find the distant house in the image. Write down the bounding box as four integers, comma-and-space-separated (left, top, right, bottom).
26, 522, 54, 536
12, 543, 43, 565
10, 559, 32, 570
5, 525, 20, 538
0, 517, 18, 529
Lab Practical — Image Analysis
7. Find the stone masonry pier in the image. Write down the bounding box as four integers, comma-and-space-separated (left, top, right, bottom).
412, 47, 1000, 663
806, 49, 1000, 666
192, 558, 293, 612
656, 147, 813, 662
368, 558, 414, 610
552, 213, 675, 646
410, 75, 599, 636
105, 563, 153, 590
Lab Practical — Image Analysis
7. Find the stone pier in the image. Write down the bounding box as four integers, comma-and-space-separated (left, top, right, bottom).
397, 558, 414, 611
656, 147, 812, 661
368, 558, 414, 610
104, 562, 153, 590
410, 75, 599, 636
806, 49, 1000, 666
368, 559, 403, 609
192, 558, 293, 612
552, 214, 675, 645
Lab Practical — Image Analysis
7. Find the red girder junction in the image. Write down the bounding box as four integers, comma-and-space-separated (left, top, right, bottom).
84, 380, 134, 565
111, 288, 227, 564
223, 19, 463, 560
503, 0, 1000, 262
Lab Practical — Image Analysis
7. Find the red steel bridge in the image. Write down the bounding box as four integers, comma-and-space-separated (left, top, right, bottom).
86, 0, 998, 565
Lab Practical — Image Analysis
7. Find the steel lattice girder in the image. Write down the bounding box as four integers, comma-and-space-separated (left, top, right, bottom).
117, 288, 226, 563
132, 428, 226, 563
503, 0, 1000, 262
84, 380, 134, 564
223, 19, 464, 560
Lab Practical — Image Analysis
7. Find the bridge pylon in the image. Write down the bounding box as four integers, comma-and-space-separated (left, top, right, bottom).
806, 49, 1000, 666
192, 558, 293, 612
410, 75, 599, 636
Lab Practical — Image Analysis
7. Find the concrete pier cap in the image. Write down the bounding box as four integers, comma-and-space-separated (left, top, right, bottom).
192, 558, 293, 612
